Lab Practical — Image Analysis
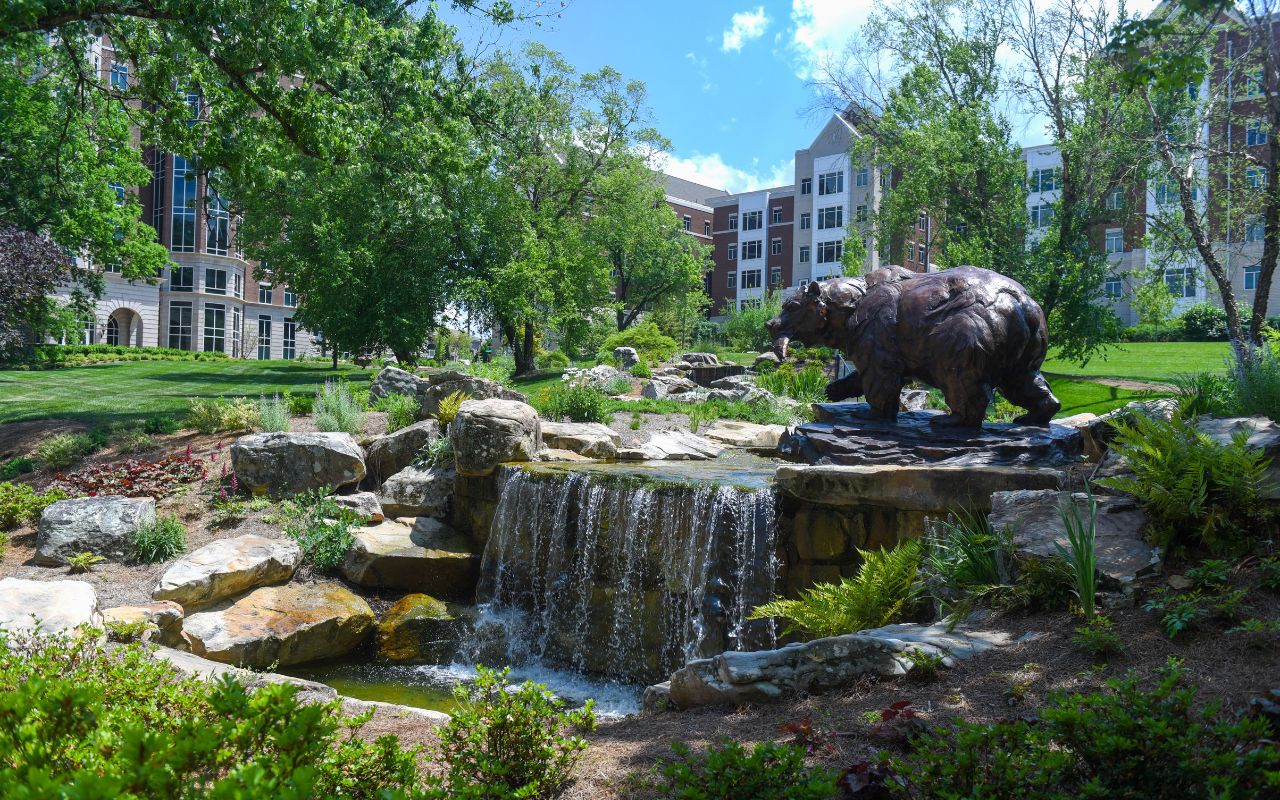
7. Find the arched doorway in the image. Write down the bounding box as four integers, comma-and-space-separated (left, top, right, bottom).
106, 316, 120, 345
106, 308, 143, 347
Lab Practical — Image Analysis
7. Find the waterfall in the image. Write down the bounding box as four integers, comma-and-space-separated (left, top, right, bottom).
468, 465, 779, 684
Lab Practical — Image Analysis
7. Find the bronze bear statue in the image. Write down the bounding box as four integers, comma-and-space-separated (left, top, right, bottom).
766, 265, 1061, 428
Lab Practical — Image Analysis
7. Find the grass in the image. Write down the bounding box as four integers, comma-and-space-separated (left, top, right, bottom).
0, 360, 375, 427
1050, 378, 1154, 418
1042, 342, 1230, 384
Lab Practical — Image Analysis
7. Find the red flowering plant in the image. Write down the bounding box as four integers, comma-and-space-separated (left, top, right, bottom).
51, 453, 208, 498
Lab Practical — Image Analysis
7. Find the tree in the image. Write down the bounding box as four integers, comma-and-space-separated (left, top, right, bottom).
0, 225, 87, 360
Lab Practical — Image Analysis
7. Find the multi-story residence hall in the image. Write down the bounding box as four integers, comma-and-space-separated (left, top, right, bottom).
55, 36, 317, 359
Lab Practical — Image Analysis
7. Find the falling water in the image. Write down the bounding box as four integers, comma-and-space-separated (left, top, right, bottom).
467, 463, 779, 685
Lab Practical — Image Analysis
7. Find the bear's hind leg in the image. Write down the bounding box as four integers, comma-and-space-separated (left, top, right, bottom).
932, 379, 991, 428
1001, 372, 1061, 427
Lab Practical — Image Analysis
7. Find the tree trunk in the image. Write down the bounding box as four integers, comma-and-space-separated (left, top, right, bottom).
331, 352, 338, 370
517, 320, 536, 375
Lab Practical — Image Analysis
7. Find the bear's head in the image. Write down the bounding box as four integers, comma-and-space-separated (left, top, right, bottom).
766, 277, 864, 358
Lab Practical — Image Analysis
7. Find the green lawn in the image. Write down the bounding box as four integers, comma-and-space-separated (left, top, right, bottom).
1050, 378, 1154, 418
1041, 342, 1230, 384
0, 360, 375, 426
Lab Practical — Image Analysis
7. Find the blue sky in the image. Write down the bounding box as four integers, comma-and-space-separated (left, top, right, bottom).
442, 1, 1159, 194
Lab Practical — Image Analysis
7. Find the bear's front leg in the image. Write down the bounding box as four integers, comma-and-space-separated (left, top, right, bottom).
863, 371, 903, 421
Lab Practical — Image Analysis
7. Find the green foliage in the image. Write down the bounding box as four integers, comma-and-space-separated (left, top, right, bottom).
1226, 618, 1280, 648
904, 648, 945, 681
1120, 323, 1184, 342
720, 293, 783, 352
67, 552, 106, 573
132, 514, 187, 563
111, 426, 156, 455
887, 659, 1279, 798
603, 376, 634, 395
427, 666, 595, 800
598, 322, 679, 365
315, 380, 365, 435
186, 397, 260, 434
1174, 371, 1238, 418
377, 392, 419, 434
1130, 272, 1177, 327
631, 359, 652, 379
0, 483, 69, 530
35, 433, 99, 469
104, 618, 153, 643
256, 394, 291, 433
283, 390, 315, 416
1142, 590, 1209, 639
0, 630, 423, 798
1, 457, 35, 479
143, 415, 180, 435
756, 362, 827, 404
750, 541, 923, 638
537, 349, 571, 370
543, 382, 611, 424
281, 493, 360, 573
415, 437, 454, 469
1185, 558, 1231, 589
1057, 495, 1099, 621
435, 390, 470, 426
1072, 615, 1124, 657
31, 344, 230, 367
925, 511, 1008, 590
1178, 302, 1229, 341
656, 739, 836, 800
1259, 557, 1280, 592
1097, 414, 1272, 553
1233, 343, 1280, 422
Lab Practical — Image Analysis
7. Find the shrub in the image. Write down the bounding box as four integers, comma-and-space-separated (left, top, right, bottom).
1233, 342, 1280, 421
656, 739, 836, 800
603, 376, 634, 395
749, 540, 923, 637
376, 392, 419, 433
1259, 557, 1280, 591
256, 394, 291, 433
51, 453, 207, 498
427, 666, 595, 800
435, 390, 470, 426
0, 483, 70, 530
67, 551, 105, 573
1097, 414, 1271, 553
542, 382, 611, 424
597, 322, 679, 364
415, 437, 454, 468
1186, 558, 1231, 589
923, 511, 1013, 621
186, 397, 260, 434
1057, 494, 1098, 621
282, 493, 360, 572
1174, 371, 1238, 418
142, 414, 180, 435
132, 514, 187, 563
1072, 615, 1124, 656
112, 427, 156, 454
721, 292, 783, 351
886, 659, 1279, 799
283, 390, 314, 416
36, 433, 98, 469
314, 380, 365, 435
537, 349, 571, 370
0, 630, 423, 798
631, 358, 653, 378
1119, 323, 1183, 342
1142, 589, 1210, 639
756, 362, 827, 404
1179, 302, 1230, 341
1, 457, 35, 479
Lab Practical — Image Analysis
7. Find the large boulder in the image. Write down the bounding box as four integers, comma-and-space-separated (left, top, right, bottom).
153, 534, 301, 609
341, 518, 477, 598
709, 374, 756, 391
368, 366, 428, 408
182, 583, 375, 669
449, 399, 541, 477
420, 370, 527, 418
613, 347, 640, 369
565, 364, 625, 391
34, 496, 156, 566
753, 351, 781, 370
641, 376, 698, 400
683, 352, 721, 366
701, 420, 787, 451
231, 432, 365, 496
380, 464, 455, 518
0, 578, 101, 634
376, 593, 466, 663
103, 601, 184, 647
329, 491, 384, 524
364, 419, 440, 483
541, 421, 620, 459
617, 431, 725, 461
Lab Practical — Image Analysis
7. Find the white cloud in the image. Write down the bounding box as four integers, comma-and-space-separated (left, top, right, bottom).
662, 152, 794, 194
722, 6, 771, 53
788, 0, 873, 80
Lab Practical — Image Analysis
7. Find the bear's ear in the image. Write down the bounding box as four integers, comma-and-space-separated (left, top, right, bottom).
805, 281, 823, 298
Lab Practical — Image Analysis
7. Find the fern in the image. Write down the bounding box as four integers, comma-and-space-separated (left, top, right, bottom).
435, 390, 470, 426
1097, 414, 1271, 554
749, 540, 923, 638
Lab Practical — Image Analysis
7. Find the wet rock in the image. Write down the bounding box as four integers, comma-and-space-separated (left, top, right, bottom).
153, 534, 300, 609
329, 491, 384, 524
537, 448, 594, 462
450, 399, 541, 477
540, 421, 620, 459
380, 464, 455, 518
376, 593, 464, 663
182, 583, 374, 669
613, 347, 640, 370
0, 578, 101, 635
103, 601, 184, 647
231, 432, 365, 496
617, 431, 725, 461
341, 518, 477, 598
702, 420, 787, 451
364, 419, 440, 483
682, 352, 721, 366
421, 370, 527, 417
34, 496, 155, 566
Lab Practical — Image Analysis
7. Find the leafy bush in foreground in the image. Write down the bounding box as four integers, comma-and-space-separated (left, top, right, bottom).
132, 513, 187, 563
314, 380, 365, 434
281, 493, 361, 572
0, 482, 69, 530
542, 382, 611, 424
35, 432, 99, 469
656, 739, 836, 800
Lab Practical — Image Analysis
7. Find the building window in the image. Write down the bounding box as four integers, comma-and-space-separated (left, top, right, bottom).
742, 210, 763, 230
1248, 120, 1269, 146
1155, 181, 1177, 204
1248, 166, 1269, 189
205, 267, 227, 295
856, 204, 868, 223
1029, 168, 1057, 192
1106, 187, 1124, 210
203, 304, 225, 353
742, 239, 762, 260
799, 245, 810, 264
257, 315, 272, 360
1243, 68, 1263, 97
168, 302, 193, 350
682, 215, 691, 231
1247, 217, 1265, 242
283, 318, 297, 360
856, 167, 869, 187
258, 284, 272, 304
232, 306, 242, 358
727, 271, 737, 290
917, 243, 927, 264
817, 240, 843, 264
917, 214, 927, 231
727, 243, 737, 260
103, 260, 122, 274
1104, 278, 1123, 299
169, 265, 193, 292
800, 212, 811, 230
109, 63, 128, 90
105, 316, 120, 346
233, 273, 242, 299
770, 266, 782, 287
206, 188, 230, 255
771, 237, 782, 256
1165, 267, 1196, 299
1105, 228, 1124, 254
1030, 203, 1054, 228
800, 177, 812, 195
817, 206, 843, 230
818, 170, 844, 195
771, 207, 783, 224
109, 182, 126, 206
151, 151, 166, 231
283, 288, 297, 307
728, 212, 738, 230
170, 156, 196, 252
741, 269, 762, 289
81, 313, 95, 345
1246, 264, 1262, 291
703, 220, 711, 236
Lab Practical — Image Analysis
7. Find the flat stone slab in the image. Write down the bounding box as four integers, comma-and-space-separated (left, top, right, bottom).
660, 619, 1012, 709
776, 464, 1063, 513
617, 431, 725, 461
340, 518, 477, 598
380, 464, 455, 518
782, 403, 1082, 467
330, 491, 384, 524
35, 496, 156, 566
0, 578, 101, 635
182, 582, 374, 669
153, 534, 300, 609
103, 601, 184, 647
702, 420, 787, 451
990, 490, 1160, 586
540, 421, 620, 459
